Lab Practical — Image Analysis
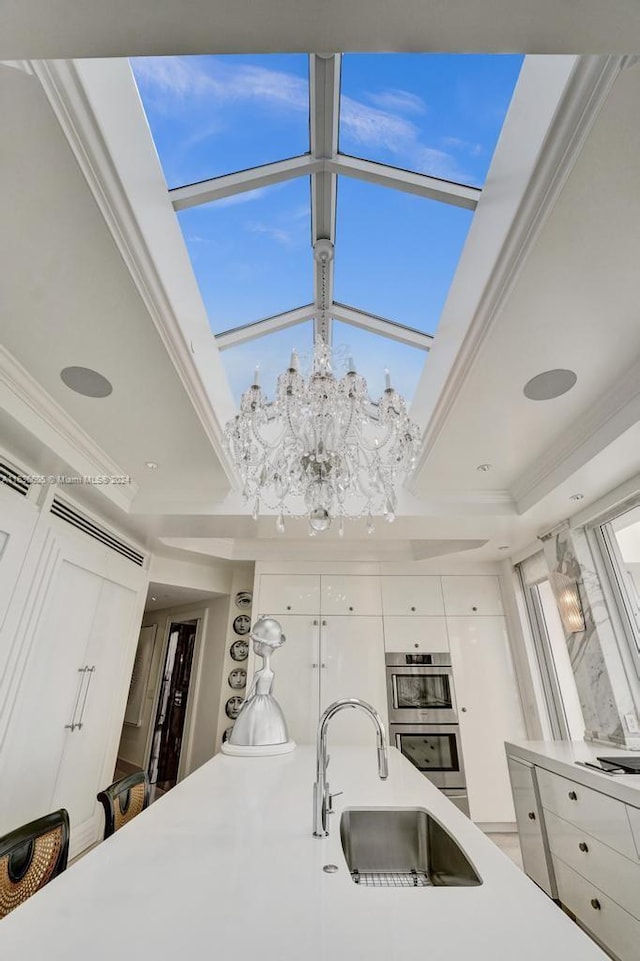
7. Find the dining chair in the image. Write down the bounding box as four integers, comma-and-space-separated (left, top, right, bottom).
0, 809, 70, 919
97, 770, 150, 839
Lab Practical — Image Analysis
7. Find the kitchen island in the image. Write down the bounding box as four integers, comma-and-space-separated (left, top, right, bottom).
0, 747, 607, 959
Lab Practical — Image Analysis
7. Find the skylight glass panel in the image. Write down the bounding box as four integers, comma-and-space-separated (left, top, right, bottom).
177, 177, 312, 333
332, 320, 426, 405
334, 178, 472, 335
221, 321, 314, 407
131, 54, 310, 189
339, 54, 523, 187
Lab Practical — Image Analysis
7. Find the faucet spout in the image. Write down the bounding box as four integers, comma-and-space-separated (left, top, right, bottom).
312, 698, 389, 838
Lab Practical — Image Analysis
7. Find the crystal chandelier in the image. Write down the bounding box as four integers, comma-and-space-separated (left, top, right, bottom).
224, 337, 420, 535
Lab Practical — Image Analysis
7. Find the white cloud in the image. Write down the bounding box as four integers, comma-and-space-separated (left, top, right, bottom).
215, 187, 269, 208
366, 88, 427, 116
247, 222, 293, 246
132, 56, 308, 112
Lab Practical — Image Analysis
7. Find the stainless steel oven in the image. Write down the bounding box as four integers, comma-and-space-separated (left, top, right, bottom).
385, 652, 457, 724
391, 724, 468, 815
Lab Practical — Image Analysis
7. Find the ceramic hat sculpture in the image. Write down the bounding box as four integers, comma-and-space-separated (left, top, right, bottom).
222, 615, 296, 756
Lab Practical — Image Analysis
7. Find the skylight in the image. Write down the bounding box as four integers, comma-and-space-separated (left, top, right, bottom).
131, 54, 310, 189
339, 54, 523, 187
332, 320, 426, 404
176, 177, 312, 333
131, 53, 521, 406
334, 177, 473, 334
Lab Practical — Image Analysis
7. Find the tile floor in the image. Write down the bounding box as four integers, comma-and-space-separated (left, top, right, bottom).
484, 831, 524, 870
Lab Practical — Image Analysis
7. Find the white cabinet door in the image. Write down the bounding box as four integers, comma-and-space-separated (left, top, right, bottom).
381, 576, 444, 616
320, 575, 382, 616
383, 616, 449, 653
258, 574, 320, 615
320, 616, 387, 745
0, 487, 38, 633
266, 615, 320, 745
507, 756, 556, 897
441, 575, 504, 616
448, 616, 525, 823
51, 576, 138, 856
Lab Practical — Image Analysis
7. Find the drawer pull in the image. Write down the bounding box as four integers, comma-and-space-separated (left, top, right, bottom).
527, 812, 536, 821
410, 606, 416, 612
472, 606, 478, 612
348, 606, 353, 612
590, 898, 601, 911
568, 790, 578, 801
579, 841, 589, 853
286, 605, 291, 611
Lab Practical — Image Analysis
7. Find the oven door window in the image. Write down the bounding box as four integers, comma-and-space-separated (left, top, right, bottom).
396, 733, 459, 772
393, 674, 452, 711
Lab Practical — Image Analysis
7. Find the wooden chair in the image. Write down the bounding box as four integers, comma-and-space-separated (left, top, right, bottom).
0, 809, 70, 919
97, 771, 149, 839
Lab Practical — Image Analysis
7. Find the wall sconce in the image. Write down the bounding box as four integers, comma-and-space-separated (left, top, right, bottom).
549, 571, 586, 634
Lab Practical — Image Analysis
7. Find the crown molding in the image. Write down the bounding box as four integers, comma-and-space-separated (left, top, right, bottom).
0, 345, 138, 511
512, 355, 640, 513
31, 58, 238, 487
409, 55, 628, 492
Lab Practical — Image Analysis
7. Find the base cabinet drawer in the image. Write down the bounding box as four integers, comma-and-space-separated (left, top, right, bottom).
546, 810, 640, 921
554, 857, 640, 961
537, 768, 638, 861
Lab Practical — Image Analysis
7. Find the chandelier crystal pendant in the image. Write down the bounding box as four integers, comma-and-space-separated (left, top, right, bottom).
224, 337, 420, 535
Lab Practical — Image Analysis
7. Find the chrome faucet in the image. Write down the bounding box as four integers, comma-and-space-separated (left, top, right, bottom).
312, 698, 388, 838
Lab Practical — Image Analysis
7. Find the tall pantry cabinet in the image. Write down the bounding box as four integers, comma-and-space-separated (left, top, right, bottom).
254, 568, 526, 823
0, 481, 147, 857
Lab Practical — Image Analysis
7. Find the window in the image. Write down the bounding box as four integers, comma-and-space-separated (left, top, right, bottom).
593, 502, 640, 672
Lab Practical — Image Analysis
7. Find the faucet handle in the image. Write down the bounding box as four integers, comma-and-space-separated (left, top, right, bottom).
328, 791, 343, 814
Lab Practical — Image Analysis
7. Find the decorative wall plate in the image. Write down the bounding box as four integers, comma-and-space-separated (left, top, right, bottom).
235, 591, 252, 610
230, 639, 249, 661
225, 696, 244, 719
233, 614, 251, 635
222, 725, 234, 744
228, 668, 247, 690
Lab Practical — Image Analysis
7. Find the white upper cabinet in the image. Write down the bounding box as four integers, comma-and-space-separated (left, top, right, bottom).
441, 575, 504, 616
320, 616, 387, 743
383, 616, 449, 653
381, 576, 444, 616
320, 575, 382, 616
257, 574, 320, 615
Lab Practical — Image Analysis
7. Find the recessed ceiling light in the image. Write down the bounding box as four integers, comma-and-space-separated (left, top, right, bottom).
498, 545, 510, 550
145, 461, 159, 470
476, 463, 492, 472
570, 493, 584, 501
150, 596, 157, 601
523, 369, 577, 401
60, 366, 113, 398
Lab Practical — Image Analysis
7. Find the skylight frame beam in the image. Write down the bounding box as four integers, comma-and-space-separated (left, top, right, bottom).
170, 155, 322, 211
310, 54, 341, 344
215, 304, 315, 350
332, 303, 433, 351
328, 154, 481, 210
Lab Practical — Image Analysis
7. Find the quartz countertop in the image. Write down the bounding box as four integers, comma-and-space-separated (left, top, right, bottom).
0, 747, 608, 959
506, 740, 640, 808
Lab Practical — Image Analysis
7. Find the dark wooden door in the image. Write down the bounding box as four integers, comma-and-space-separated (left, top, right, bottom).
149, 621, 197, 793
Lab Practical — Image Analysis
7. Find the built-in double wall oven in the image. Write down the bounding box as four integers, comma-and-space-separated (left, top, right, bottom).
385, 652, 468, 815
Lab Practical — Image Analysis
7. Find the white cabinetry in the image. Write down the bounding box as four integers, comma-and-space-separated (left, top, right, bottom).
506, 756, 556, 897
383, 616, 449, 653
381, 576, 444, 615
441, 575, 504, 616
0, 512, 146, 857
255, 574, 387, 743
448, 615, 526, 822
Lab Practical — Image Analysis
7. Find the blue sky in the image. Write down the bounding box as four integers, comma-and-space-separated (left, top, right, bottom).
132, 53, 522, 405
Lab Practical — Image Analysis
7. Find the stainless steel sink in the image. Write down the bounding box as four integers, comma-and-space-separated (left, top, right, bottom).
340, 808, 482, 887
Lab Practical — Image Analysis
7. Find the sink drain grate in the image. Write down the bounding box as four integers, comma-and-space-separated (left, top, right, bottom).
351, 869, 431, 887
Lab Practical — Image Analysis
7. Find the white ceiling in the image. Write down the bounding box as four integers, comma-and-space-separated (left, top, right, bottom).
145, 581, 221, 612
3, 9, 640, 565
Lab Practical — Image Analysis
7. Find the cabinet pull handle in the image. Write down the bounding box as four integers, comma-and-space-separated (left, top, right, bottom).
528, 812, 536, 821
590, 898, 601, 911
322, 620, 327, 626
461, 707, 467, 713
313, 620, 318, 626
579, 842, 589, 853
568, 790, 578, 801
286, 605, 291, 611
410, 606, 416, 612
472, 606, 478, 612
348, 606, 353, 612
65, 667, 86, 731
75, 665, 95, 731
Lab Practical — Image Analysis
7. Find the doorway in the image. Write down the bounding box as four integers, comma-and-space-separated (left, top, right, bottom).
148, 618, 199, 798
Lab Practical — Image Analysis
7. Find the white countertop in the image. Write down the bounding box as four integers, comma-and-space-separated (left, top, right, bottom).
506, 740, 640, 808
1, 747, 608, 959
